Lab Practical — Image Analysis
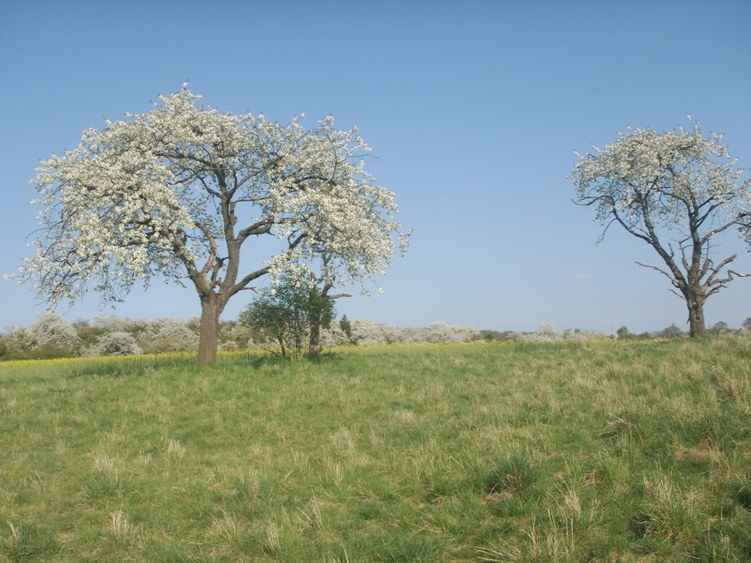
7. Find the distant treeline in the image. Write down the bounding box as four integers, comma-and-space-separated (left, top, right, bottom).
1, 314, 749, 361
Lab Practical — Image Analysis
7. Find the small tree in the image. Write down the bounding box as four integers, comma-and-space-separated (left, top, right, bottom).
616, 326, 630, 339
572, 120, 751, 337
339, 315, 353, 343
303, 284, 337, 356
660, 324, 683, 338
20, 88, 407, 364
709, 321, 730, 335
743, 317, 751, 331
295, 251, 354, 355
239, 278, 335, 358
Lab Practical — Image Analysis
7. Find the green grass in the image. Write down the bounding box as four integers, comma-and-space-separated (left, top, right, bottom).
1, 339, 750, 561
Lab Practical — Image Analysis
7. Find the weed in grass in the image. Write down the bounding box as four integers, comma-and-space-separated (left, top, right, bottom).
93, 453, 117, 477
298, 498, 324, 530
166, 438, 186, 459
208, 512, 240, 543
483, 455, 535, 498
475, 541, 523, 562
2, 522, 60, 560
108, 510, 131, 540
84, 474, 123, 500
263, 523, 281, 556
732, 479, 751, 510
600, 414, 643, 448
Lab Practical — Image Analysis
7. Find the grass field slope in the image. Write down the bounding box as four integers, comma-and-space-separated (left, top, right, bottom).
1, 339, 751, 561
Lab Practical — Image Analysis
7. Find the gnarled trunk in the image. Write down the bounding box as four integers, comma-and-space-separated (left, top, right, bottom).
198, 295, 222, 365
687, 293, 706, 338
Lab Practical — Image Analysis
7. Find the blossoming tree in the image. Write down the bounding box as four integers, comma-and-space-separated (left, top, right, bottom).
297, 250, 356, 355
22, 88, 407, 364
572, 121, 751, 337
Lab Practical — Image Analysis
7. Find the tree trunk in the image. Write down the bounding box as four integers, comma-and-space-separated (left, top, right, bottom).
309, 316, 321, 357
687, 294, 706, 338
198, 296, 221, 365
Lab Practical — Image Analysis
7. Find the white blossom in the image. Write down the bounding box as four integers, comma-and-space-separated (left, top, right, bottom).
571, 119, 751, 337
87, 331, 143, 356
22, 88, 407, 304
571, 120, 751, 239
19, 88, 408, 361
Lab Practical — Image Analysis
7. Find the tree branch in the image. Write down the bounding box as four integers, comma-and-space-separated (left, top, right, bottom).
635, 261, 683, 291
237, 218, 273, 242
700, 218, 745, 245
703, 254, 737, 288
228, 233, 307, 297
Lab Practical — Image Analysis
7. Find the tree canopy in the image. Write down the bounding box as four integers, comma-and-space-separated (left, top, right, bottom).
22, 88, 408, 363
572, 121, 751, 336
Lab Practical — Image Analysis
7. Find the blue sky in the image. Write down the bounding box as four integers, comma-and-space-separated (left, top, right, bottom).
1, 0, 750, 333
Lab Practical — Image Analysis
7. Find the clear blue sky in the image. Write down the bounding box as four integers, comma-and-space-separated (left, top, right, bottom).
2, 0, 750, 333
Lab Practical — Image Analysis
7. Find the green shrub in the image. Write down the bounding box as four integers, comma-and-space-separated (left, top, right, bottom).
239, 278, 335, 358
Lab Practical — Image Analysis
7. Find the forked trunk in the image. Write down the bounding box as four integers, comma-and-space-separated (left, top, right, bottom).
198, 296, 222, 365
687, 294, 706, 338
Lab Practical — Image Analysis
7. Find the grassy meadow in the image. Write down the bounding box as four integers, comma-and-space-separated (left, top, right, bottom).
1, 339, 751, 561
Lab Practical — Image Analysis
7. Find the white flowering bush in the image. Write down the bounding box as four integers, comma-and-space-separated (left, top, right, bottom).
320, 325, 350, 347
519, 324, 559, 342
87, 331, 143, 356
90, 315, 141, 333
518, 325, 607, 343
561, 329, 607, 342
136, 319, 199, 354
420, 322, 479, 343
29, 313, 81, 356
348, 320, 391, 345
346, 320, 478, 345
0, 327, 36, 359
0, 314, 81, 359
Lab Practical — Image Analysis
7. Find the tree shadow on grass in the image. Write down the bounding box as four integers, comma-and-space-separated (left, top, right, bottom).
63, 349, 347, 379
308, 350, 346, 363
235, 350, 345, 370
65, 357, 197, 380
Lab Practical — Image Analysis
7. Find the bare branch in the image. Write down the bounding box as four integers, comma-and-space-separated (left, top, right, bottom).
228, 233, 307, 297
228, 265, 270, 297
635, 261, 683, 290
701, 218, 745, 245
703, 254, 738, 288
